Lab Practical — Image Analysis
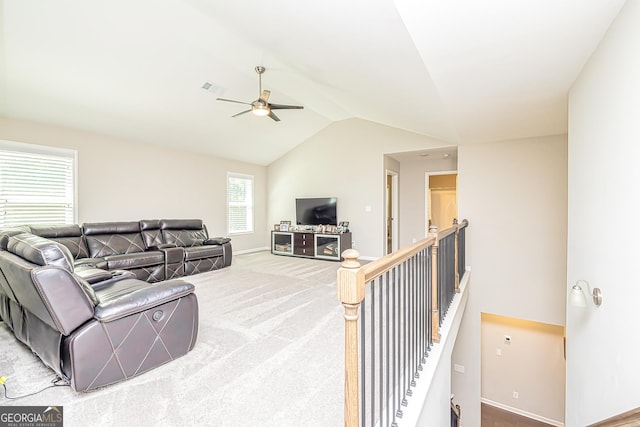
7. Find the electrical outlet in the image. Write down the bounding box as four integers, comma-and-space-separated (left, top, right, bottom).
454, 364, 465, 373
513, 391, 519, 399
496, 348, 502, 356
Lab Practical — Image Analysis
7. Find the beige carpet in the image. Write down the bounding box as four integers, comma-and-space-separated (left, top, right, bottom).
0, 251, 345, 426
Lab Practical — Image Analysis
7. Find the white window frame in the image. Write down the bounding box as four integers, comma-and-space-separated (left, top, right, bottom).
226, 172, 254, 235
0, 139, 78, 227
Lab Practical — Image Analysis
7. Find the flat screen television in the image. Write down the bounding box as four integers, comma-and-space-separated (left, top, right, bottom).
296, 197, 337, 226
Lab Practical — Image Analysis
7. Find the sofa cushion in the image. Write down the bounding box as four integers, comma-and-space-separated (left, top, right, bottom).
7, 233, 74, 272
0, 227, 31, 250
160, 219, 203, 230
140, 219, 163, 249
30, 224, 90, 259
159, 219, 208, 247
85, 233, 146, 257
83, 221, 141, 235
93, 278, 194, 321
83, 221, 146, 257
183, 245, 223, 261
102, 251, 165, 270
162, 229, 207, 247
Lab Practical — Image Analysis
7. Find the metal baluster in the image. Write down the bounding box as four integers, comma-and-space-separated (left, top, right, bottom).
385, 271, 390, 427
407, 256, 412, 394
402, 259, 407, 401
393, 265, 401, 424
371, 279, 376, 424
410, 255, 417, 388
361, 293, 366, 424
427, 248, 432, 348
418, 250, 427, 370
378, 276, 383, 426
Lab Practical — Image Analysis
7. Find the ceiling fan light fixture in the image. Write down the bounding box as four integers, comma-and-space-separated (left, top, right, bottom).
252, 105, 270, 116
216, 65, 303, 122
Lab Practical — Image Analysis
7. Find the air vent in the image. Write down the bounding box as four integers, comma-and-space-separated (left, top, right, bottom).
202, 81, 226, 96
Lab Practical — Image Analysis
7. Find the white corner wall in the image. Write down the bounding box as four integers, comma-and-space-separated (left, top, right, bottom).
453, 135, 568, 427
0, 116, 268, 252
481, 314, 565, 425
566, 1, 640, 425
397, 157, 457, 248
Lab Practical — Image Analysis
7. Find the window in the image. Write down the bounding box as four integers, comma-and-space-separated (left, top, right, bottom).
227, 172, 254, 234
0, 140, 77, 227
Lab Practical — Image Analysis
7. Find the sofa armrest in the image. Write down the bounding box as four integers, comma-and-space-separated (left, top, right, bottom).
74, 257, 106, 269
204, 237, 231, 245
75, 267, 114, 284
94, 279, 195, 322
85, 270, 137, 291
158, 246, 184, 264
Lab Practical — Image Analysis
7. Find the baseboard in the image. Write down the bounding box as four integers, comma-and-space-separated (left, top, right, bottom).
481, 398, 564, 427
233, 247, 270, 255
235, 247, 377, 261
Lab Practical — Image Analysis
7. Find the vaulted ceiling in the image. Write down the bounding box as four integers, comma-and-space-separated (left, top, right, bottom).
0, 0, 626, 165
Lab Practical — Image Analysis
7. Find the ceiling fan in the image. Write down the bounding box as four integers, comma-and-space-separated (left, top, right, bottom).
216, 66, 304, 122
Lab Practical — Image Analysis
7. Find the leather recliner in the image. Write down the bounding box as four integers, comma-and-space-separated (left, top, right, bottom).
141, 219, 232, 276
0, 232, 198, 391
82, 221, 167, 282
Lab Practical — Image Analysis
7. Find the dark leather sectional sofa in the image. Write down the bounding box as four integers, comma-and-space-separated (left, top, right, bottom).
29, 218, 232, 282
0, 219, 231, 391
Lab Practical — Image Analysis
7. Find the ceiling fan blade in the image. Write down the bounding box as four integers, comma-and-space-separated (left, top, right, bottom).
217, 98, 252, 105
260, 90, 271, 103
268, 111, 281, 122
232, 109, 252, 117
269, 103, 304, 110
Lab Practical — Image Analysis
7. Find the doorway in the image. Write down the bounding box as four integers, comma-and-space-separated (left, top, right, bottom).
426, 172, 458, 231
385, 170, 398, 254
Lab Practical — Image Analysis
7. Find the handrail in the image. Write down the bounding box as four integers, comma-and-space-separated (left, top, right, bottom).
437, 225, 457, 240
361, 236, 436, 282
337, 219, 469, 427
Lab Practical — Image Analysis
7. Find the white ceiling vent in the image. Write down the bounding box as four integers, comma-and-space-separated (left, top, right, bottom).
201, 81, 226, 96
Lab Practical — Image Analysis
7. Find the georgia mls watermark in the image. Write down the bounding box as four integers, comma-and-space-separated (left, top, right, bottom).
0, 406, 63, 427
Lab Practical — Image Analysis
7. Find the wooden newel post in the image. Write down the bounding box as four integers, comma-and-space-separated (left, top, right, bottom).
428, 225, 441, 343
337, 248, 365, 427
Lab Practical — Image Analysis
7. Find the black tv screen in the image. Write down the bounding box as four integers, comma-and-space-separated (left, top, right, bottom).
296, 197, 337, 226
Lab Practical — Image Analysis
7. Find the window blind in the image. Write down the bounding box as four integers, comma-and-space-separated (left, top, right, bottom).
227, 173, 254, 234
0, 144, 75, 227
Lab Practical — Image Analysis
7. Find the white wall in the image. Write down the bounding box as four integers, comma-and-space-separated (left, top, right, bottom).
411, 272, 471, 427
267, 118, 452, 259
0, 116, 268, 252
453, 135, 568, 427
566, 1, 640, 425
481, 313, 565, 425
397, 157, 457, 248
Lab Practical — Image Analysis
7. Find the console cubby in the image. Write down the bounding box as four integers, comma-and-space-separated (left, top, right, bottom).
271, 231, 351, 261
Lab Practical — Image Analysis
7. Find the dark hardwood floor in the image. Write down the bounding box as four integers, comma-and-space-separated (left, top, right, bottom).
481, 403, 556, 427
